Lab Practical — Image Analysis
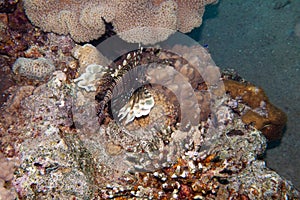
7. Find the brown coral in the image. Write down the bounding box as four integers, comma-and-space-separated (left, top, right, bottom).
23, 0, 114, 43
23, 0, 217, 44
112, 0, 178, 44
223, 79, 287, 141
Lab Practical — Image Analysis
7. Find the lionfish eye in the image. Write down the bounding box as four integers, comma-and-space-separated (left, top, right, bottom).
95, 92, 106, 102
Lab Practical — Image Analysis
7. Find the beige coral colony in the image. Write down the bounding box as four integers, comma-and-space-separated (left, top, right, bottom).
0, 0, 299, 199
23, 0, 218, 44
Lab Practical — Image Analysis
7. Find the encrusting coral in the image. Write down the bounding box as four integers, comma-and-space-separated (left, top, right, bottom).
12, 57, 55, 80
223, 79, 287, 141
23, 0, 218, 44
72, 44, 109, 71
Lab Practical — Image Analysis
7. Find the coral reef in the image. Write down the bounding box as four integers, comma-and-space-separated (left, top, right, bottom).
0, 56, 14, 106
72, 44, 109, 71
0, 1, 74, 63
113, 0, 178, 44
0, 1, 77, 108
0, 153, 19, 200
83, 45, 297, 198
0, 71, 73, 159
23, 0, 113, 43
13, 126, 94, 199
0, 42, 299, 198
23, 0, 218, 44
12, 57, 55, 80
1, 85, 34, 128
223, 79, 287, 141
21, 33, 77, 82
0, 2, 298, 195
0, 71, 95, 198
0, 3, 44, 58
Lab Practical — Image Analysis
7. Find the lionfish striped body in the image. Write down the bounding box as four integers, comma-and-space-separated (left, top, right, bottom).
96, 47, 157, 124
95, 46, 207, 126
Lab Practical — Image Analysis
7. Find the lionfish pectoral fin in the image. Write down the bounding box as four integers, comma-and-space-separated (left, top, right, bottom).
116, 87, 155, 125
118, 105, 131, 121
124, 111, 136, 125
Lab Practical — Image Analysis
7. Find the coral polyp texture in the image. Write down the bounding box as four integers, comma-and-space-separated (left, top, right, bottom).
23, 0, 217, 43
22, 0, 113, 43
12, 57, 55, 80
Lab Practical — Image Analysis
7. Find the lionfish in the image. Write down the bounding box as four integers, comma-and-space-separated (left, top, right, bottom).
96, 47, 158, 125
95, 46, 207, 127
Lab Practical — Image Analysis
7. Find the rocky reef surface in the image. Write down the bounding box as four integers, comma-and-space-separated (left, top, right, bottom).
0, 1, 299, 200
0, 42, 298, 199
